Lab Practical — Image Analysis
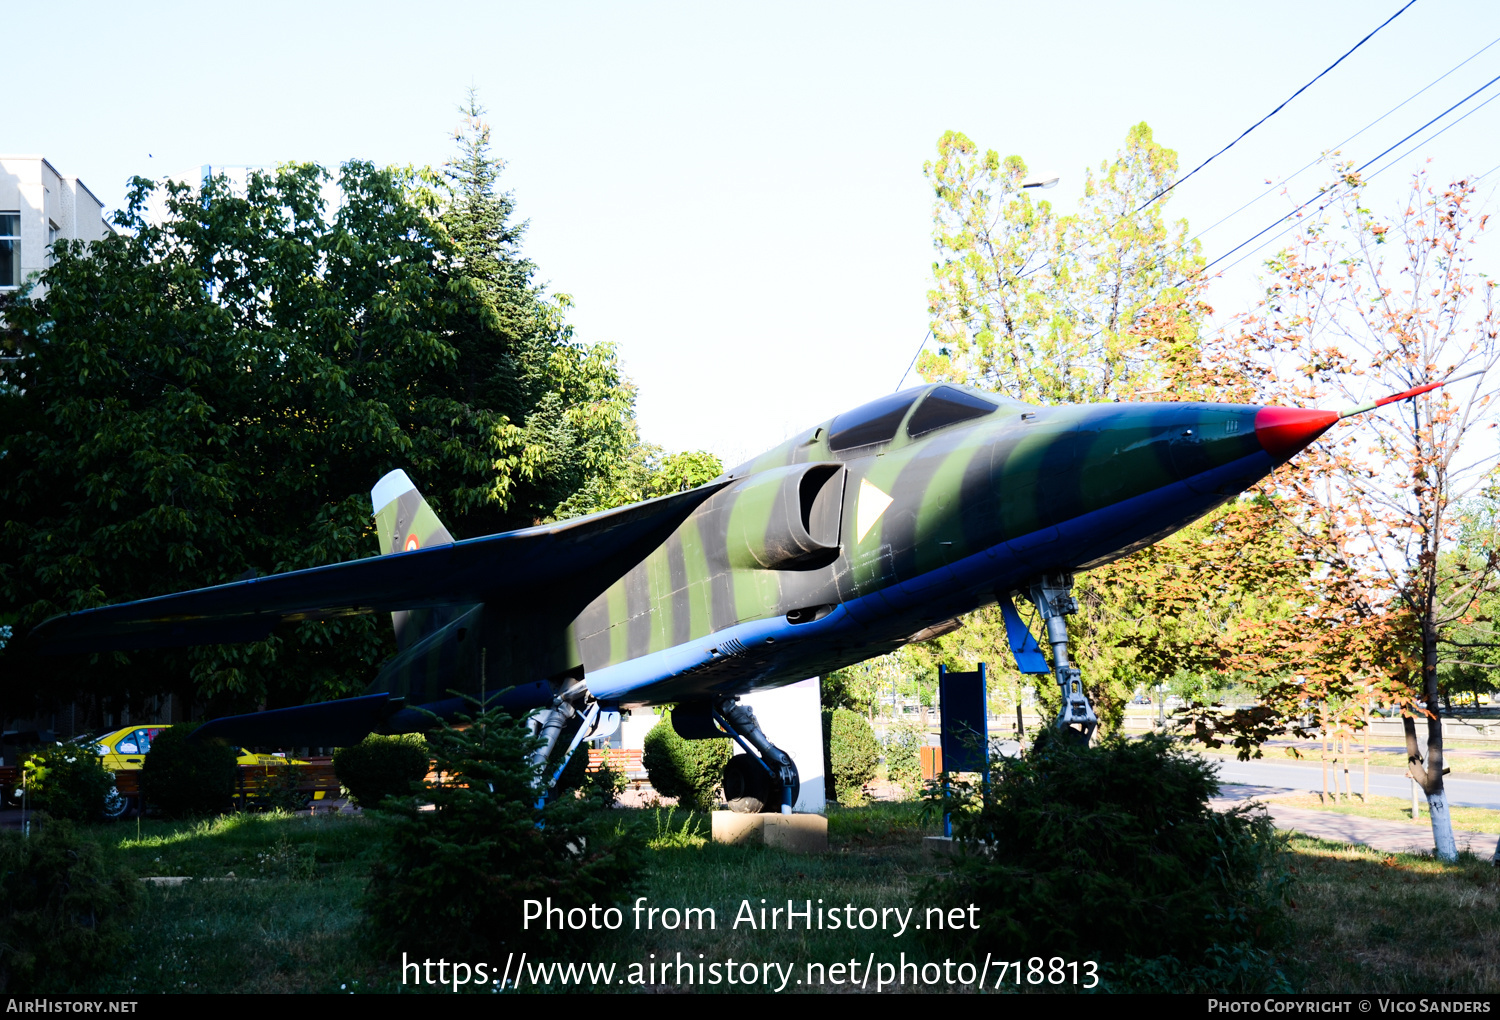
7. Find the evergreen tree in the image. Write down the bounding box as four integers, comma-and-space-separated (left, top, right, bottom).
436, 91, 639, 528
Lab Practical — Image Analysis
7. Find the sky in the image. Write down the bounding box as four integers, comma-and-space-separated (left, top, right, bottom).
11, 0, 1500, 465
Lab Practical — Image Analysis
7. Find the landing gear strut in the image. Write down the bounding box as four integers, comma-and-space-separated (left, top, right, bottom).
1027, 572, 1097, 744
713, 698, 799, 814
528, 683, 620, 805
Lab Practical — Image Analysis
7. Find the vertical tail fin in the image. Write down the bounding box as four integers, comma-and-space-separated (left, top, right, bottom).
371, 469, 456, 556
370, 469, 459, 650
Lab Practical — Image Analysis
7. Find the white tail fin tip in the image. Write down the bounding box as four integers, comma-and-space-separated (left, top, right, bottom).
371, 469, 417, 514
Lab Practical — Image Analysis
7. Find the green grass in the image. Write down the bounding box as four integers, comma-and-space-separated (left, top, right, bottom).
1263, 793, 1500, 834
1282, 836, 1500, 993
74, 810, 392, 993
41, 798, 1500, 994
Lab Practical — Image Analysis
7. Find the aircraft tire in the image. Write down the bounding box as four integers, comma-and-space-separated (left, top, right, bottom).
721, 754, 770, 813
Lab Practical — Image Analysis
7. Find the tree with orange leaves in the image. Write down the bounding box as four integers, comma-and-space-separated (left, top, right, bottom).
1239, 167, 1500, 862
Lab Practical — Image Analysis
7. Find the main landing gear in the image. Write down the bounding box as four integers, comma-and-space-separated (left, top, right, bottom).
528, 683, 620, 806
673, 698, 800, 814
1027, 572, 1097, 744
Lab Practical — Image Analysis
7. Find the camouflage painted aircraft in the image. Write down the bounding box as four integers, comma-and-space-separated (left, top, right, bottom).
30, 378, 1449, 811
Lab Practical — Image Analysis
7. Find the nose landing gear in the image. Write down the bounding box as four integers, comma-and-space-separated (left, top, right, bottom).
1026, 573, 1097, 744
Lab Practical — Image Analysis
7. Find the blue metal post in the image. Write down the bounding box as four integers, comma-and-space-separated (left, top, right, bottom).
979, 661, 990, 790
939, 664, 951, 839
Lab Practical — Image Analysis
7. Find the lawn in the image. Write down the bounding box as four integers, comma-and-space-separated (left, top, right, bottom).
1261, 792, 1500, 835
27, 798, 1496, 994
1283, 835, 1500, 993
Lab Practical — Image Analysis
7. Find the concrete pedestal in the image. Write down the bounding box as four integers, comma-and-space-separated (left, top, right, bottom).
712, 811, 828, 852
922, 835, 955, 857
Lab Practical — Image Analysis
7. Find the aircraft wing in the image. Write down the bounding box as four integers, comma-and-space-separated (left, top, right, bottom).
29, 480, 730, 654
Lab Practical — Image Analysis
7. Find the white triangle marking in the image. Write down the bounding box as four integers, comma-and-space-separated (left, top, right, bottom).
856, 479, 894, 542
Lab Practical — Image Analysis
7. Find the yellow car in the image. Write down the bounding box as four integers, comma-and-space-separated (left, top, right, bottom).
93, 725, 298, 770
91, 725, 308, 819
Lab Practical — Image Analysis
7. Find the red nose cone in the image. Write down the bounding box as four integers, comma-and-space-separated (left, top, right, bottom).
1254, 406, 1339, 461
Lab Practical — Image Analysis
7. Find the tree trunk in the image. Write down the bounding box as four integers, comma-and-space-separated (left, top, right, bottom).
1412, 617, 1458, 861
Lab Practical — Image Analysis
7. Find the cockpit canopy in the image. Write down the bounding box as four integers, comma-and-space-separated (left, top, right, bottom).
827, 384, 1019, 453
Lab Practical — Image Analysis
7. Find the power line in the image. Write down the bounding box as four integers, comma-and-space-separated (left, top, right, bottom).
1014, 0, 1422, 283
896, 5, 1497, 392
1193, 71, 1500, 281
894, 329, 932, 391
1206, 88, 1500, 283
1190, 34, 1500, 247
1137, 0, 1421, 213
1105, 55, 1500, 292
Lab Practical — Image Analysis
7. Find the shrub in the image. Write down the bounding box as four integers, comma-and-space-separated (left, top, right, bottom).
883, 717, 925, 795
0, 818, 138, 993
138, 723, 238, 818
20, 743, 114, 822
921, 731, 1294, 991
363, 704, 642, 959
333, 733, 429, 808
583, 752, 629, 808
260, 762, 306, 812
641, 711, 731, 811
826, 708, 878, 805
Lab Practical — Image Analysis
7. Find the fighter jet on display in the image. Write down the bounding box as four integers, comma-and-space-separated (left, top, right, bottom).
29, 379, 1444, 812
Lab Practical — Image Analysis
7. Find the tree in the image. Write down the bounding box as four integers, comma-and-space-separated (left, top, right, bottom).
921, 123, 1207, 404
438, 90, 641, 528
913, 125, 1290, 734
363, 702, 642, 959
825, 707, 879, 805
0, 138, 636, 722
1436, 508, 1500, 709
138, 723, 238, 818
921, 733, 1292, 991
1239, 168, 1500, 861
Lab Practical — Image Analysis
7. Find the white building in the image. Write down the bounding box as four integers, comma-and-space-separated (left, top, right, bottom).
0, 156, 110, 293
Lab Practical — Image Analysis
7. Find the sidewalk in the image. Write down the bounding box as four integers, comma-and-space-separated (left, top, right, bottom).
1212, 782, 1498, 856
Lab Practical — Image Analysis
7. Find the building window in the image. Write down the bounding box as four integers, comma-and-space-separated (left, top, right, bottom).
47, 220, 59, 266
0, 213, 19, 288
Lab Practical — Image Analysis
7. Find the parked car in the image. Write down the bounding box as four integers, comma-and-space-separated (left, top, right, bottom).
90, 725, 306, 819
92, 724, 299, 771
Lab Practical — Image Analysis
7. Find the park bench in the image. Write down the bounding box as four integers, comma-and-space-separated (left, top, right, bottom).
587, 747, 646, 780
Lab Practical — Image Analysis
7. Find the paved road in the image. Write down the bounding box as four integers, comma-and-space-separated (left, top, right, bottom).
1208, 757, 1500, 809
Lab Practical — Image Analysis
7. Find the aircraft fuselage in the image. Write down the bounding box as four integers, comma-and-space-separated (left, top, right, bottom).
564, 385, 1297, 710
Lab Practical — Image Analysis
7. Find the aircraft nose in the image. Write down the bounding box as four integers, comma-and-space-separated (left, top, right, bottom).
1254, 406, 1339, 461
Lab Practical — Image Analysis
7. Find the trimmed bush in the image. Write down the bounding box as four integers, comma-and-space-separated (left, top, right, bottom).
883, 717, 925, 795
333, 733, 429, 808
138, 723, 238, 818
363, 704, 642, 959
922, 731, 1293, 991
20, 743, 114, 822
641, 711, 731, 811
0, 818, 138, 993
826, 707, 878, 805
